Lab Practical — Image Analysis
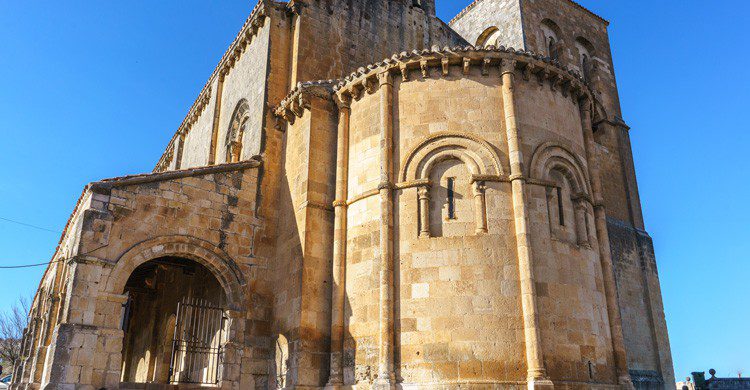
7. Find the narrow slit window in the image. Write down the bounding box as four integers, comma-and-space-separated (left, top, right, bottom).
557, 187, 565, 226
447, 177, 456, 219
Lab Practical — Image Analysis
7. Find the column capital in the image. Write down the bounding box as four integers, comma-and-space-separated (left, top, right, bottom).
335, 93, 352, 110
500, 59, 518, 76
378, 71, 393, 86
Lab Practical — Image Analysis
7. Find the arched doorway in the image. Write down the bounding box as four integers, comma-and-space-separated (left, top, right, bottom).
119, 256, 228, 386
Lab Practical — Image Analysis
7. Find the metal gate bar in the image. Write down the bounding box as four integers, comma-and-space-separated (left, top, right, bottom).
169, 298, 227, 385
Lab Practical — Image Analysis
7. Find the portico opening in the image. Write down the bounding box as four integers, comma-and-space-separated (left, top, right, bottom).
120, 256, 228, 386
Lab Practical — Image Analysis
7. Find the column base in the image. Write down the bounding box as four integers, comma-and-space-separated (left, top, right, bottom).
527, 377, 555, 390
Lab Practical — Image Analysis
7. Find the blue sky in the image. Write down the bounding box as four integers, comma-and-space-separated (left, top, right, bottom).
0, 0, 747, 382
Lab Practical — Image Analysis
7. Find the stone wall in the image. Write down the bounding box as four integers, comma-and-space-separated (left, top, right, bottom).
290, 0, 466, 84
449, 0, 525, 49
13, 162, 270, 389
609, 218, 675, 388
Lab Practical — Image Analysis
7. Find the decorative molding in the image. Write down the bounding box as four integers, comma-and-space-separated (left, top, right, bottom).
400, 131, 504, 182
272, 81, 335, 128
529, 142, 592, 197
333, 47, 592, 107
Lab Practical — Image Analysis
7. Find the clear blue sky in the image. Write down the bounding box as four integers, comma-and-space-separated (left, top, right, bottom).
0, 0, 747, 382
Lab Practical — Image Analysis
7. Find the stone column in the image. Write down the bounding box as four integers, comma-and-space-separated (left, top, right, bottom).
327, 93, 352, 388
375, 71, 395, 389
418, 186, 431, 238
500, 59, 552, 390
579, 98, 634, 389
473, 181, 488, 234
175, 131, 186, 170
574, 200, 589, 247
208, 71, 226, 165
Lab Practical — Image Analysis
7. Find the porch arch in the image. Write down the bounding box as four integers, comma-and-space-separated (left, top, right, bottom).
104, 235, 246, 310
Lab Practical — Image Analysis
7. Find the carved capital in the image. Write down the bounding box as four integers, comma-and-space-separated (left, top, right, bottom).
417, 186, 431, 200
377, 71, 393, 86
472, 181, 487, 196
335, 93, 352, 110
500, 59, 517, 76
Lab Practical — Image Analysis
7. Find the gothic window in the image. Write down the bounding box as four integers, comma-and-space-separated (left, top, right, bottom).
225, 100, 250, 163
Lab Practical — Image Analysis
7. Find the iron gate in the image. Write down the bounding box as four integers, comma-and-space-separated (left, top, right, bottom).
169, 298, 227, 385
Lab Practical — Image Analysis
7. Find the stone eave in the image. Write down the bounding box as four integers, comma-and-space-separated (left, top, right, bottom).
449, 0, 609, 26
338, 46, 590, 103
92, 158, 262, 193
272, 81, 336, 127
272, 46, 593, 126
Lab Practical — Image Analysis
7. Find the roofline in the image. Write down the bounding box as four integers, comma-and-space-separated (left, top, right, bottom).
91, 158, 262, 192
449, 0, 609, 26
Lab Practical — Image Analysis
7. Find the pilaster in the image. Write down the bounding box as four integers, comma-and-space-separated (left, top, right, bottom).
500, 59, 553, 390
374, 70, 396, 389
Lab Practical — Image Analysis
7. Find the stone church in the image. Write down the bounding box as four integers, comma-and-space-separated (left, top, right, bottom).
11, 0, 675, 389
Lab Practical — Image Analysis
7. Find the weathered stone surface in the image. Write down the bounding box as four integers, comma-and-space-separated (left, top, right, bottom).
13, 1, 673, 390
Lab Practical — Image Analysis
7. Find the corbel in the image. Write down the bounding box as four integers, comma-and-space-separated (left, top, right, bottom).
420, 59, 429, 78
400, 63, 410, 81
560, 79, 572, 97
350, 84, 363, 101
364, 76, 377, 94
522, 63, 534, 81
536, 68, 549, 86
482, 57, 492, 76
549, 73, 562, 91
441, 57, 450, 76
463, 57, 471, 75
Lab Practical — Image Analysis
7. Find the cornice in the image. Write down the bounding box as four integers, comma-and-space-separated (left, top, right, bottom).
155, 0, 274, 171
333, 45, 591, 102
272, 80, 335, 128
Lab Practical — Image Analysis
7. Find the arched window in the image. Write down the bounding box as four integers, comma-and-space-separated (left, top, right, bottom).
225, 100, 250, 163
575, 37, 596, 81
401, 133, 503, 238
427, 158, 476, 237
476, 26, 502, 47
540, 19, 562, 61
531, 143, 592, 247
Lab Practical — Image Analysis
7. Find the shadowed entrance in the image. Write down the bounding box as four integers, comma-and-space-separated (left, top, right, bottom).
120, 257, 228, 386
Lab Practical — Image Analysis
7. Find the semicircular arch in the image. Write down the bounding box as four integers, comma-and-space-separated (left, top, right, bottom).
104, 235, 246, 310
530, 142, 591, 196
400, 132, 503, 182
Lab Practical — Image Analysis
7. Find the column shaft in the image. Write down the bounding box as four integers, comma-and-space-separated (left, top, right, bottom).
579, 100, 634, 387
501, 63, 549, 385
327, 95, 351, 386
376, 71, 395, 387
